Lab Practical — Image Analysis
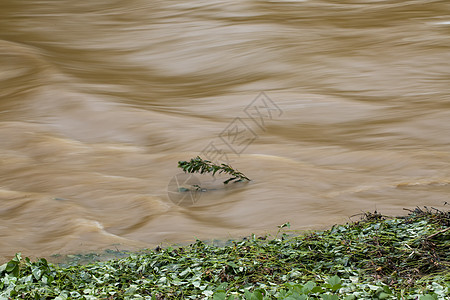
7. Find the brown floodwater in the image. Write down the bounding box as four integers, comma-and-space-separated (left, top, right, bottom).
0, 0, 449, 262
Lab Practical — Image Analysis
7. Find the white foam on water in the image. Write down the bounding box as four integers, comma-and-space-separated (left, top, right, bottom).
431, 21, 450, 25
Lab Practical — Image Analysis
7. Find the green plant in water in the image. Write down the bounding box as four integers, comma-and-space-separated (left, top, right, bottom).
178, 156, 250, 184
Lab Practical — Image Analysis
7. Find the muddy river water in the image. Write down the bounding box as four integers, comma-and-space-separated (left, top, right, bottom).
0, 0, 449, 262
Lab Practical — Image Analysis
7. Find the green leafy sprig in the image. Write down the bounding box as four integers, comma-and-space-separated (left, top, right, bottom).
178, 156, 250, 184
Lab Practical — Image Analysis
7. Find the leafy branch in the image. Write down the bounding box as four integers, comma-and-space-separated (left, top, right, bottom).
178, 156, 250, 184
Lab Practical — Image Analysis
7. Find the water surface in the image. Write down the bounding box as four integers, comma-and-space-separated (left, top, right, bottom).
0, 0, 449, 262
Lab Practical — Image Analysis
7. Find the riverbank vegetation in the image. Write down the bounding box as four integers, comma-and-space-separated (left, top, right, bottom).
1, 207, 448, 299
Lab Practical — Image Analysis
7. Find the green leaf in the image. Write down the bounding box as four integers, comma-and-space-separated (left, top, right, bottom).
327, 275, 341, 287
321, 295, 339, 300
285, 294, 307, 300
213, 292, 227, 300
5, 261, 19, 277
326, 275, 342, 292
12, 253, 22, 263
278, 222, 291, 229
124, 285, 138, 295
420, 295, 437, 300
32, 266, 42, 280
5, 261, 17, 272
244, 290, 264, 300
202, 290, 214, 297
215, 282, 228, 292
311, 286, 325, 293
301, 281, 316, 293
378, 292, 391, 299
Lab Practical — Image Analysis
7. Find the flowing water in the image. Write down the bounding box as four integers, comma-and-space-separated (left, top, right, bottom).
0, 0, 449, 262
